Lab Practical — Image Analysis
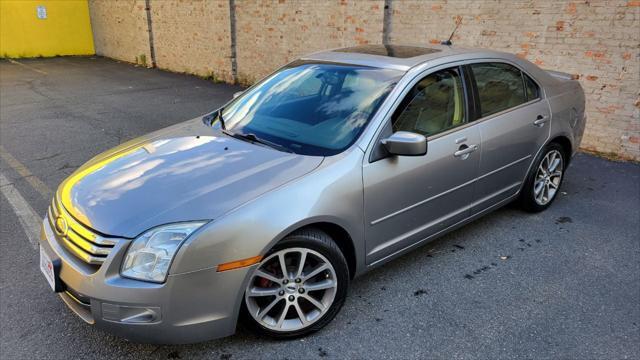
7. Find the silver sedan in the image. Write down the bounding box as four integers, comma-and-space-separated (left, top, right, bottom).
38, 44, 586, 343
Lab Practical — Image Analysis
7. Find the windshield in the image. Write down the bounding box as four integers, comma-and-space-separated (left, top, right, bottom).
221, 61, 403, 156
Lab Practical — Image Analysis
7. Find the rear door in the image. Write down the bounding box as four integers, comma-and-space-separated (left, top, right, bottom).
467, 62, 550, 212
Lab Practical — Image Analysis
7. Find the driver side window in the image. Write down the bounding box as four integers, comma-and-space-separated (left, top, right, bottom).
392, 67, 466, 137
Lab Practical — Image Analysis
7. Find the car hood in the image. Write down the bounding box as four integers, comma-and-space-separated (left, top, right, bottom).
58, 119, 323, 238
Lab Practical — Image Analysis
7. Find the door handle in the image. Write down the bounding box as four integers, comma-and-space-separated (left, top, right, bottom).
533, 115, 549, 127
454, 144, 478, 158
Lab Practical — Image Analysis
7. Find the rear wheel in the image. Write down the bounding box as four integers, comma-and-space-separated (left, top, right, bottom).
242, 229, 349, 339
519, 142, 566, 212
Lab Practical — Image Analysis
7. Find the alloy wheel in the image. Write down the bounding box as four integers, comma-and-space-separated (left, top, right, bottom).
245, 247, 338, 332
533, 149, 564, 206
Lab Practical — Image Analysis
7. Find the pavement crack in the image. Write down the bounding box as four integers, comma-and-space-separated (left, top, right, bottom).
24, 79, 54, 100
57, 163, 79, 171
34, 152, 62, 161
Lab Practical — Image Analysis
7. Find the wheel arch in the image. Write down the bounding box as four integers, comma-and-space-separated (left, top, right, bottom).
269, 219, 358, 279
517, 133, 574, 196
298, 222, 356, 279
548, 135, 573, 165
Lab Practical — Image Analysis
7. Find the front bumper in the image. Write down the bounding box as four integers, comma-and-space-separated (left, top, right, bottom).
40, 218, 253, 344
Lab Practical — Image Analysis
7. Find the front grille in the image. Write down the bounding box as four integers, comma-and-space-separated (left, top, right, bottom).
59, 282, 95, 324
64, 284, 91, 308
48, 197, 116, 265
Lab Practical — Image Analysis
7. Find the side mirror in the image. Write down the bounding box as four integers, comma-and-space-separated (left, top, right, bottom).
233, 91, 243, 99
381, 131, 427, 156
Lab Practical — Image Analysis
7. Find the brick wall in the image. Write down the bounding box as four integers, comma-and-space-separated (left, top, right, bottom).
234, 0, 385, 84
151, 0, 233, 82
89, 0, 151, 66
388, 0, 640, 159
88, 0, 640, 160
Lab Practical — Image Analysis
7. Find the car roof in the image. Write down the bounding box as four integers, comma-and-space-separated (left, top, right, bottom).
301, 44, 510, 72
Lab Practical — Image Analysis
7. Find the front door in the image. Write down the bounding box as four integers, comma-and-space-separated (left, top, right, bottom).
363, 66, 481, 265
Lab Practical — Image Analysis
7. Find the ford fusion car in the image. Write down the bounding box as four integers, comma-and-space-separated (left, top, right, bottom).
39, 44, 586, 343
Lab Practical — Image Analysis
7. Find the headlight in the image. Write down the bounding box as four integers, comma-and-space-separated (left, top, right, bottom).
121, 222, 206, 283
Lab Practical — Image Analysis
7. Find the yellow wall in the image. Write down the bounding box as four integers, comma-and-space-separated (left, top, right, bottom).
0, 0, 94, 58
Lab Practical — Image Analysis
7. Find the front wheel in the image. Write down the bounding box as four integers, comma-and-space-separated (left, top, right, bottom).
241, 229, 349, 339
519, 142, 566, 212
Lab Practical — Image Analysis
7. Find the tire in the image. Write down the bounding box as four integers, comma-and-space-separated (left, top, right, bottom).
241, 228, 349, 339
519, 142, 567, 212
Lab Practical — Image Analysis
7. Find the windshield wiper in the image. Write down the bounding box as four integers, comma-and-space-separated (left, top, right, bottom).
217, 108, 226, 130
221, 129, 293, 154
203, 108, 226, 129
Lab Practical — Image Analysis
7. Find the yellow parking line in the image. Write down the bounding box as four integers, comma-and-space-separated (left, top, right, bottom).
7, 59, 48, 75
0, 145, 52, 199
0, 173, 41, 250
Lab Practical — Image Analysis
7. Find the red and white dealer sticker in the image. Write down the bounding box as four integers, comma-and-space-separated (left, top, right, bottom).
39, 246, 56, 291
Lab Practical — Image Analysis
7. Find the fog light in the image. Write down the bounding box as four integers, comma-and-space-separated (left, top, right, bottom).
102, 303, 161, 324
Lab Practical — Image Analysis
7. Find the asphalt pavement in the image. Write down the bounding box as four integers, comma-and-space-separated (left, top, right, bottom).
1, 57, 639, 359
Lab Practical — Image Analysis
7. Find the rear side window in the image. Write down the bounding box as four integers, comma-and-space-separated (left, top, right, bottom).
471, 63, 526, 117
524, 74, 540, 101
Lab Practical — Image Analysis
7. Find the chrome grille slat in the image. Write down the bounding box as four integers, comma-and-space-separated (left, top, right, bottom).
49, 197, 116, 266
58, 204, 117, 246
60, 235, 106, 265
51, 198, 59, 217
66, 229, 111, 256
